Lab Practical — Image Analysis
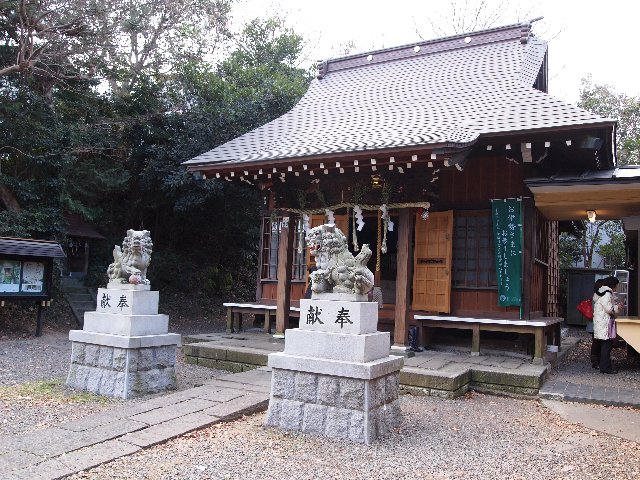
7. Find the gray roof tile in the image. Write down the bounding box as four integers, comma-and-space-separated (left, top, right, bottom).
184, 23, 614, 171
0, 237, 66, 258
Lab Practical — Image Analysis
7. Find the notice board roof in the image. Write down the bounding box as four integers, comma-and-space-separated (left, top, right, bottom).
0, 237, 66, 258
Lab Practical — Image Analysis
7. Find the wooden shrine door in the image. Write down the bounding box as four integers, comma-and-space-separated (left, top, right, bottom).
412, 210, 453, 313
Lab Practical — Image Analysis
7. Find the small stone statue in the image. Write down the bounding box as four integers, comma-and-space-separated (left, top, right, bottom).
305, 224, 374, 296
107, 229, 153, 285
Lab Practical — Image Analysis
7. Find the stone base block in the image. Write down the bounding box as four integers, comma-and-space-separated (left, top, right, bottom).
66, 342, 177, 399
299, 299, 378, 334
265, 368, 401, 444
268, 351, 403, 380
284, 329, 390, 363
69, 330, 181, 349
83, 311, 169, 336
107, 282, 151, 291
96, 288, 159, 315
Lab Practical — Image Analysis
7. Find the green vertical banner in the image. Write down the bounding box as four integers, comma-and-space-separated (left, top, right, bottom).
491, 199, 522, 307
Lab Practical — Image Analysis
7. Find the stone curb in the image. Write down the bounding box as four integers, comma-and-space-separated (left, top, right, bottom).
538, 381, 640, 409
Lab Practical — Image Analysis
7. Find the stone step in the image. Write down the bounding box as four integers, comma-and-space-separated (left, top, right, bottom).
67, 293, 94, 302
61, 286, 89, 294
73, 301, 96, 309
184, 334, 549, 398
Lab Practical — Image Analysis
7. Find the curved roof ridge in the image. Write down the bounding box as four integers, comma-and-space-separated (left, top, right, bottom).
317, 22, 534, 79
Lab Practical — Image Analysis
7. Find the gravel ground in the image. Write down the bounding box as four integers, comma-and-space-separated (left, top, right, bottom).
549, 328, 640, 391
69, 392, 640, 480
1, 324, 639, 479
0, 330, 225, 436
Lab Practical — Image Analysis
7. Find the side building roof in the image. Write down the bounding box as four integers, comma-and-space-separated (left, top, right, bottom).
0, 237, 66, 258
184, 22, 614, 172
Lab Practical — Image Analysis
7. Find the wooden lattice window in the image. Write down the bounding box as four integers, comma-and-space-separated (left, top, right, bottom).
452, 211, 497, 288
260, 216, 306, 281
533, 209, 550, 264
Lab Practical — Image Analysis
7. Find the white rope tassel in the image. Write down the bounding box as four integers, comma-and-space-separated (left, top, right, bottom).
352, 207, 359, 252
354, 205, 365, 231
325, 209, 335, 226
302, 213, 310, 233
297, 218, 304, 254
380, 204, 389, 254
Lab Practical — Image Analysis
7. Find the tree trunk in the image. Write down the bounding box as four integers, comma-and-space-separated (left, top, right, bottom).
0, 184, 21, 212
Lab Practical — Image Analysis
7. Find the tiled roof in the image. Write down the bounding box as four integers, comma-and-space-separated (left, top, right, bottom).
0, 237, 66, 258
184, 23, 614, 171
64, 214, 105, 239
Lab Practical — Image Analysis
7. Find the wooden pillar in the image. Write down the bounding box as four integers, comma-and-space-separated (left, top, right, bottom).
83, 240, 89, 276
275, 215, 295, 336
521, 197, 535, 320
637, 232, 640, 316
393, 209, 414, 348
35, 302, 44, 337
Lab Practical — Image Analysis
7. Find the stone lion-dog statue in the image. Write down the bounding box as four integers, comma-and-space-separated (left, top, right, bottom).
107, 229, 153, 285
306, 224, 374, 296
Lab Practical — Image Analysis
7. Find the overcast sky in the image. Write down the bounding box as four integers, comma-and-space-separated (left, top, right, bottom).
232, 0, 640, 103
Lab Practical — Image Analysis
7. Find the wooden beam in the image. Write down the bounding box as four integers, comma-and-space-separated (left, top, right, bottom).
521, 198, 535, 320
393, 209, 414, 347
275, 215, 295, 335
256, 215, 266, 301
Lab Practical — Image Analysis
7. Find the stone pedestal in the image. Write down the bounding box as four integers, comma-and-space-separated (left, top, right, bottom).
265, 298, 403, 444
66, 284, 180, 399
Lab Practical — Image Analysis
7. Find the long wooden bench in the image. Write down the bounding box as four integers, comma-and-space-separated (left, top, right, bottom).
616, 317, 640, 353
414, 314, 563, 365
223, 301, 300, 333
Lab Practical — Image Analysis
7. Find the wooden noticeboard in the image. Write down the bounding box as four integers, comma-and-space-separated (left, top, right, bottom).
0, 237, 66, 336
0, 259, 48, 297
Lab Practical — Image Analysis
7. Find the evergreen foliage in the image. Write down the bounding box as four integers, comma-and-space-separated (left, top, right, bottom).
0, 3, 311, 299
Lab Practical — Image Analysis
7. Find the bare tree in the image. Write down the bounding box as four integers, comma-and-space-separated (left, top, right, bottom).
0, 0, 233, 96
414, 0, 538, 38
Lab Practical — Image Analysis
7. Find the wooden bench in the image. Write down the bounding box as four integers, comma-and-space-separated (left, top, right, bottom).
414, 314, 563, 365
223, 302, 300, 333
616, 317, 640, 353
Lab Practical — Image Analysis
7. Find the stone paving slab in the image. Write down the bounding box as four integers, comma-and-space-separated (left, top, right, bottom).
57, 439, 141, 472
543, 399, 640, 443
207, 379, 271, 394
539, 381, 640, 408
0, 427, 69, 454
195, 387, 247, 402
129, 398, 218, 425
201, 392, 270, 420
2, 361, 274, 479
141, 388, 208, 408
5, 458, 73, 480
0, 450, 44, 472
19, 419, 148, 457
57, 404, 153, 432
120, 412, 221, 448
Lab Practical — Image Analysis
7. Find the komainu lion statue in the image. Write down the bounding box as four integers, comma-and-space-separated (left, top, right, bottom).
306, 224, 374, 296
107, 230, 153, 285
